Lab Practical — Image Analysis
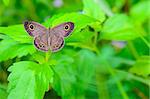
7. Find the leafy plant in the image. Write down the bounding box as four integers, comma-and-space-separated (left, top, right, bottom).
0, 0, 149, 99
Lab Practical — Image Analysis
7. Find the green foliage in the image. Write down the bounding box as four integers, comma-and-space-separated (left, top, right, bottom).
46, 13, 97, 30
2, 0, 9, 6
129, 56, 150, 78
0, 84, 8, 99
0, 25, 32, 43
44, 12, 98, 43
106, 0, 125, 12
0, 0, 149, 99
52, 49, 96, 98
0, 38, 36, 62
100, 14, 140, 40
7, 61, 53, 99
130, 0, 150, 24
83, 0, 106, 22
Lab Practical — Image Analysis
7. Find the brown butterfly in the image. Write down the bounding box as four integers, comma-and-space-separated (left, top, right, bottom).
24, 21, 74, 52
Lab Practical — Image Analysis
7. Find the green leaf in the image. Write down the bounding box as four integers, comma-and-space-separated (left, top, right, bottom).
106, 0, 125, 12
73, 50, 97, 93
52, 54, 75, 98
66, 26, 95, 43
2, 0, 9, 6
83, 0, 106, 22
44, 12, 98, 43
0, 34, 10, 40
0, 84, 8, 99
0, 38, 36, 62
7, 61, 53, 99
100, 14, 140, 40
31, 52, 46, 64
52, 49, 96, 98
0, 13, 98, 44
74, 50, 96, 81
0, 25, 32, 43
46, 12, 97, 33
130, 1, 150, 24
129, 56, 150, 77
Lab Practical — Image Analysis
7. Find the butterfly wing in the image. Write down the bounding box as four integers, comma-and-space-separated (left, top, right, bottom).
34, 32, 49, 52
24, 21, 47, 37
24, 21, 74, 52
48, 22, 74, 52
50, 22, 74, 37
48, 32, 64, 52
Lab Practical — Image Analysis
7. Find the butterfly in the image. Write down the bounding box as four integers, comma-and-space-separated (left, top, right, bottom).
24, 21, 74, 52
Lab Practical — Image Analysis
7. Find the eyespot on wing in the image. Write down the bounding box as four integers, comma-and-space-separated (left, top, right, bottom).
34, 37, 48, 52
63, 22, 74, 37
24, 21, 33, 36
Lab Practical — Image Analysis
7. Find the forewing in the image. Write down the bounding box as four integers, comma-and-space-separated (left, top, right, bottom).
51, 22, 74, 37
24, 21, 47, 37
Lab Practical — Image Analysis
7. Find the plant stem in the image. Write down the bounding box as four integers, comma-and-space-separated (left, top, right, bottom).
95, 72, 109, 99
115, 70, 150, 86
136, 25, 150, 48
127, 41, 139, 59
94, 32, 98, 45
105, 61, 129, 99
139, 35, 150, 48
93, 31, 101, 54
45, 51, 51, 62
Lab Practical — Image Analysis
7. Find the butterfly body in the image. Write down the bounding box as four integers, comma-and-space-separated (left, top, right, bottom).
24, 21, 74, 52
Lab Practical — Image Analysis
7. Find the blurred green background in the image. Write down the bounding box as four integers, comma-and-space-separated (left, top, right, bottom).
0, 0, 149, 99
